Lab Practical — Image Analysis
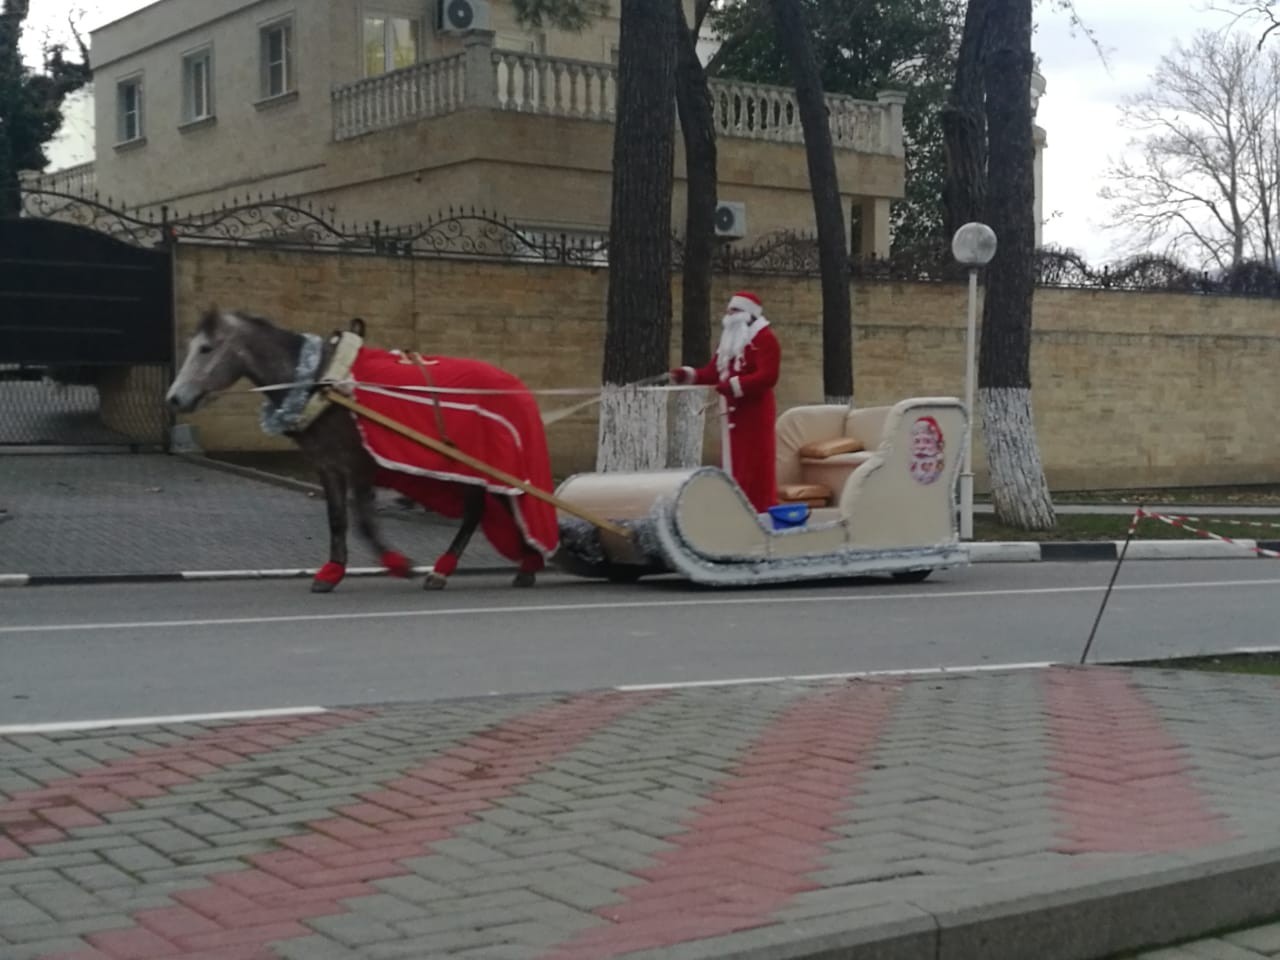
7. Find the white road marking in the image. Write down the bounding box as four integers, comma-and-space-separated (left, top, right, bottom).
3, 577, 1279, 636
616, 660, 1057, 691
0, 705, 328, 736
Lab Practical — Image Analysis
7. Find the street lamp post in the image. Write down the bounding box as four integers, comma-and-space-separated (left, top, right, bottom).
951, 222, 997, 541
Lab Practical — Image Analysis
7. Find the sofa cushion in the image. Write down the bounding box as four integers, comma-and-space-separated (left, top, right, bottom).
778, 482, 833, 506
800, 451, 873, 468
797, 436, 863, 460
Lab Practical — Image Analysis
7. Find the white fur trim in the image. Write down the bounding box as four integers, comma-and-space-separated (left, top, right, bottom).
727, 295, 763, 318
678, 366, 695, 384
294, 332, 364, 432
730, 376, 744, 399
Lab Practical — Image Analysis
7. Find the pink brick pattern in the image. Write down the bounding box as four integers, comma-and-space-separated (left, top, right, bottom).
40, 690, 660, 960
538, 680, 903, 960
1045, 667, 1232, 853
0, 711, 374, 855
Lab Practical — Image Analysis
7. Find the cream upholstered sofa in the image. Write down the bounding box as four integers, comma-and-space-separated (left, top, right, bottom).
775, 404, 894, 507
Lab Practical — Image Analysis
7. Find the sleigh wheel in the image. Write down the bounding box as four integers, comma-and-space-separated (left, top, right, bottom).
891, 569, 932, 583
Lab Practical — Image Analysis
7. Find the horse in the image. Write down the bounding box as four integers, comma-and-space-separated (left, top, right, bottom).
165, 308, 555, 593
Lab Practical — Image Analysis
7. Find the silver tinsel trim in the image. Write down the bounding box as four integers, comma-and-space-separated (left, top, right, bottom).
260, 334, 324, 435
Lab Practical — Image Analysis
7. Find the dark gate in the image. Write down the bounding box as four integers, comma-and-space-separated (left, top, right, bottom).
0, 204, 174, 448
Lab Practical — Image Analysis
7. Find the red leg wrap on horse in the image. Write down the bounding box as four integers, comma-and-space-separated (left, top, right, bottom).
315, 562, 346, 585
381, 551, 412, 578
432, 553, 459, 577
519, 553, 545, 574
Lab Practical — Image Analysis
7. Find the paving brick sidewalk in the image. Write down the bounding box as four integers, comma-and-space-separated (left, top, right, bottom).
0, 455, 505, 578
4, 666, 1280, 960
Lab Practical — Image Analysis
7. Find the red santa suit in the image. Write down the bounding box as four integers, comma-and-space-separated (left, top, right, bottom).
672, 292, 781, 512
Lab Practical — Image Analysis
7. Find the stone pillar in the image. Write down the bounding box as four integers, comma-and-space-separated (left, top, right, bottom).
463, 30, 496, 109
876, 90, 907, 158
859, 197, 892, 258
1030, 71, 1047, 247
1033, 124, 1047, 247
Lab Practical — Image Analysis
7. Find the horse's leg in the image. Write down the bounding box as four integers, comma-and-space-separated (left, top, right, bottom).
501, 497, 544, 588
424, 485, 485, 590
312, 467, 349, 594
350, 458, 413, 580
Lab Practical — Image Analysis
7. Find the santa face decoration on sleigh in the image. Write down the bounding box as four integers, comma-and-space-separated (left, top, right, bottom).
167, 308, 558, 594
908, 415, 945, 486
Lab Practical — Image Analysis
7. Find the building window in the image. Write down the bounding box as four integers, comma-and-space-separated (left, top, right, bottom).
362, 15, 420, 76
117, 76, 144, 143
182, 47, 213, 122
260, 18, 294, 98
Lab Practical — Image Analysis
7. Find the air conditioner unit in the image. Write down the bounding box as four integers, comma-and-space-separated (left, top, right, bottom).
714, 201, 747, 240
438, 0, 490, 33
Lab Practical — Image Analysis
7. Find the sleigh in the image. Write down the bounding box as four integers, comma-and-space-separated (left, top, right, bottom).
551, 397, 970, 586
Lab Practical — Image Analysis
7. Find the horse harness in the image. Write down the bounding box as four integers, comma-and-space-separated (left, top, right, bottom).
287, 330, 364, 434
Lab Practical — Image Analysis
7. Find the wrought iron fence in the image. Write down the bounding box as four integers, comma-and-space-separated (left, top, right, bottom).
15, 184, 1280, 298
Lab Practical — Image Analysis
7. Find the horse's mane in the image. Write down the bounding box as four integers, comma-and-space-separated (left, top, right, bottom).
199, 308, 288, 337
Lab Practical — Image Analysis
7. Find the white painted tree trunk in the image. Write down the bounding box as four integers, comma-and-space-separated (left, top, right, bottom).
597, 384, 668, 472
980, 386, 1056, 530
667, 389, 706, 468
824, 394, 852, 407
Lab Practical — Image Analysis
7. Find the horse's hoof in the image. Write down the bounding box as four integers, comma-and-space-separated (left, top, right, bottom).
423, 572, 448, 591
311, 579, 336, 594
512, 571, 536, 588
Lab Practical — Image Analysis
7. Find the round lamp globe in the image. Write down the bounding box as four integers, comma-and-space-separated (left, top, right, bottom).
951, 222, 997, 266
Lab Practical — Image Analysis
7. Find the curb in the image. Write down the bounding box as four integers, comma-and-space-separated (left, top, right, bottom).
3, 539, 1274, 587
175, 452, 322, 496
0, 565, 476, 588
630, 839, 1280, 960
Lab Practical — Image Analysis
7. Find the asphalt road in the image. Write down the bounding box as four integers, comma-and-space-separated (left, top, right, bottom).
3, 558, 1279, 727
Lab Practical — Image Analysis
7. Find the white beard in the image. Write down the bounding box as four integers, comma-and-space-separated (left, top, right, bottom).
715, 314, 752, 380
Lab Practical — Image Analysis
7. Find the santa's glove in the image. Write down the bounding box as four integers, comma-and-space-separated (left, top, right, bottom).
668, 368, 687, 385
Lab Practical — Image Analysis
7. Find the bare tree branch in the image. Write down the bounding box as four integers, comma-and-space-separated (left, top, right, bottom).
1100, 30, 1278, 270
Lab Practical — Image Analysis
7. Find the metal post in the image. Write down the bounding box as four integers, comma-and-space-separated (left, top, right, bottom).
960, 267, 978, 540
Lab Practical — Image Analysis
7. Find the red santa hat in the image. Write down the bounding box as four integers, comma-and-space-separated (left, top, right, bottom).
726, 291, 764, 318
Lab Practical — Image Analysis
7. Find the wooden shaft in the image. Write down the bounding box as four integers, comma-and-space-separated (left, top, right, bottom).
325, 390, 633, 540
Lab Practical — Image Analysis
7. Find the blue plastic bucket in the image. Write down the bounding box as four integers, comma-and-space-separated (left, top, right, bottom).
767, 503, 810, 530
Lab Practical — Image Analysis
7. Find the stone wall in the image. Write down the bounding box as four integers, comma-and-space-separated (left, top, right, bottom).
173, 243, 1280, 490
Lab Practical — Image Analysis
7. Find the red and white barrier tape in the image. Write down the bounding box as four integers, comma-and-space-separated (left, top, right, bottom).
1133, 507, 1280, 558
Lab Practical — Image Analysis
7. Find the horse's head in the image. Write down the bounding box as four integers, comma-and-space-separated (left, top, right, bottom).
166, 308, 252, 413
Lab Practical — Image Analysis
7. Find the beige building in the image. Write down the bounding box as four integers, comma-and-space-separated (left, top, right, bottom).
83, 0, 907, 253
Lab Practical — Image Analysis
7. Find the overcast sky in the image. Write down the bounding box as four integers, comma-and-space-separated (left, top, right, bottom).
24, 0, 1262, 265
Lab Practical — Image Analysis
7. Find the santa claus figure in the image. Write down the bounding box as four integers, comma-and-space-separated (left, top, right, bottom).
671, 291, 781, 512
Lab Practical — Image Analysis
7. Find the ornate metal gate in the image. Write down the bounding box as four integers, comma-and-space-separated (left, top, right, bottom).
0, 194, 174, 448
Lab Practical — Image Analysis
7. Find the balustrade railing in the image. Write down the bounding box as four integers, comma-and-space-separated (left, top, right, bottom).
492, 51, 617, 121
332, 54, 467, 141
22, 161, 97, 195
331, 39, 901, 156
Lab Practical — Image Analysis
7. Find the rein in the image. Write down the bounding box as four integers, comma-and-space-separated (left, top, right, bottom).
238, 374, 704, 428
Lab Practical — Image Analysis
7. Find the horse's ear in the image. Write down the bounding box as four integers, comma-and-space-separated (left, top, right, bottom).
349, 317, 366, 337
198, 304, 220, 334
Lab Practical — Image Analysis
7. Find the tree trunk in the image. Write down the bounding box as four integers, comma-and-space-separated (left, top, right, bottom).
941, 0, 989, 240
670, 0, 716, 468
980, 0, 1054, 530
0, 2, 24, 217
599, 0, 678, 471
766, 0, 852, 404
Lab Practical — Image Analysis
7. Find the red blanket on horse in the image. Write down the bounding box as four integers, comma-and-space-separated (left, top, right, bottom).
348, 348, 559, 561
